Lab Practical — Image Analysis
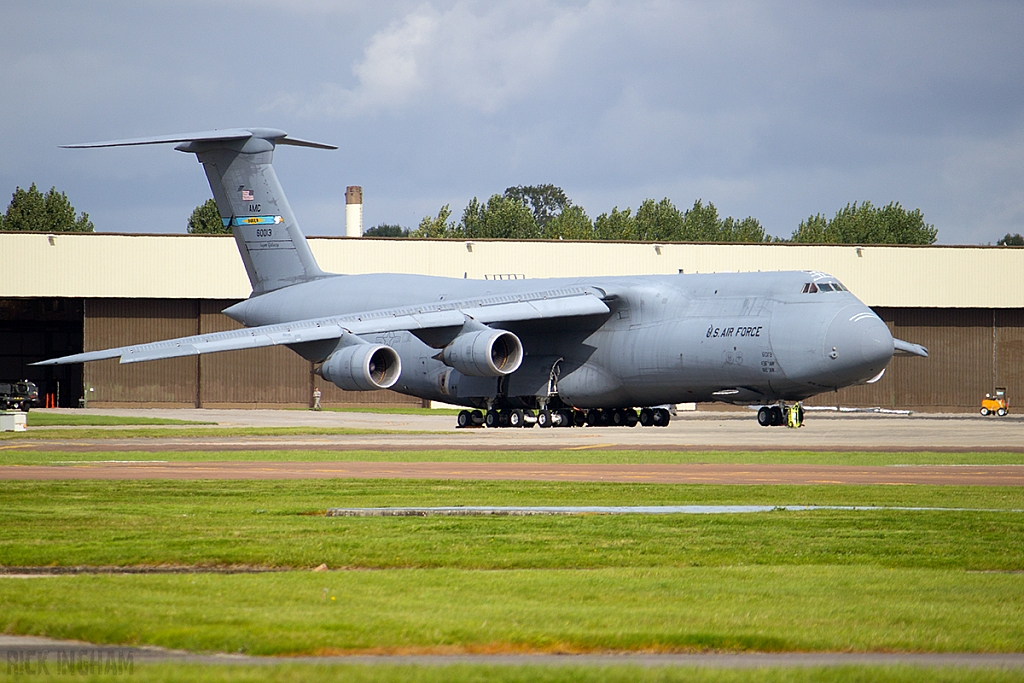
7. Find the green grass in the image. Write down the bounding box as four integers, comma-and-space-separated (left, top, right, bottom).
0, 427, 433, 440
3, 480, 1023, 657
26, 413, 214, 427
1, 481, 1021, 570
1, 448, 1022, 466
3, 664, 1023, 683
2, 567, 1023, 654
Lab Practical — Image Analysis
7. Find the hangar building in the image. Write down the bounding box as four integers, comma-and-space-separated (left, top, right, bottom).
1, 232, 1021, 412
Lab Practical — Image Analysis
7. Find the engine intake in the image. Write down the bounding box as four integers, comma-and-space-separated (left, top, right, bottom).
319, 343, 401, 391
441, 329, 523, 377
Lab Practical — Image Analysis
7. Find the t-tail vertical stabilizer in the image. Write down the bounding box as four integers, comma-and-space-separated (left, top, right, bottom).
62, 128, 337, 295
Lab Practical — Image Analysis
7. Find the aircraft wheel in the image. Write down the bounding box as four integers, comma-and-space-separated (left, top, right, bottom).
998, 408, 1008, 417
625, 409, 639, 427
538, 410, 553, 428
656, 408, 671, 426
457, 410, 472, 428
611, 409, 625, 427
498, 411, 511, 428
471, 410, 484, 425
557, 410, 574, 427
573, 410, 587, 427
770, 406, 784, 426
508, 409, 525, 428
484, 411, 499, 428
599, 409, 612, 427
757, 407, 773, 427
639, 409, 654, 427
586, 410, 601, 427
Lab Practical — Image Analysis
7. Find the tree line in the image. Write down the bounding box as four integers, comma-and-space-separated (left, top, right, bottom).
12, 181, 1024, 247
371, 184, 941, 245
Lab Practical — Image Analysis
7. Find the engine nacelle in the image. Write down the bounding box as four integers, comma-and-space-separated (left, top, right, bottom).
441, 329, 523, 377
319, 343, 401, 391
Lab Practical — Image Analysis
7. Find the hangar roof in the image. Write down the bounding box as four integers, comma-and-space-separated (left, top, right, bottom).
2, 232, 1021, 308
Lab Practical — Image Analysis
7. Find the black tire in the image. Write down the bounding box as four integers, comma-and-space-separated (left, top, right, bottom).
981, 408, 990, 416
484, 411, 499, 428
611, 409, 625, 426
508, 409, 524, 428
498, 411, 511, 428
655, 408, 671, 426
639, 409, 654, 427
471, 410, 484, 425
757, 407, 773, 427
599, 409, 612, 427
457, 410, 472, 428
538, 410, 553, 428
586, 410, 601, 427
771, 406, 784, 426
573, 410, 587, 427
558, 410, 574, 427
998, 408, 1008, 417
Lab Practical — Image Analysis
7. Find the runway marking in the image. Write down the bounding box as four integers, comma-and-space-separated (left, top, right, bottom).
562, 444, 615, 451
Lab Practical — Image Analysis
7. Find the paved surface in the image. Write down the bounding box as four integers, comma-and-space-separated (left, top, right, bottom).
10, 408, 1024, 452
2, 460, 1022, 484
2, 635, 1023, 669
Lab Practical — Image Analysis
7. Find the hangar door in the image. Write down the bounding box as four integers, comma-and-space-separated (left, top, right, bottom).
0, 298, 83, 407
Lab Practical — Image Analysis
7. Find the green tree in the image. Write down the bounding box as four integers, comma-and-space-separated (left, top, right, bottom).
720, 216, 769, 243
997, 233, 1024, 246
2, 183, 94, 232
186, 198, 227, 234
460, 194, 538, 239
593, 207, 635, 240
364, 224, 410, 237
634, 198, 684, 241
544, 205, 594, 240
413, 205, 457, 237
790, 201, 937, 245
503, 184, 570, 229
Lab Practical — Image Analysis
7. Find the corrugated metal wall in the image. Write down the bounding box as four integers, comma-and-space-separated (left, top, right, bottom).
85, 299, 420, 408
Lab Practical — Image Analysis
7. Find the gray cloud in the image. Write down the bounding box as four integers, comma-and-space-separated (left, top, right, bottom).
2, 0, 1022, 243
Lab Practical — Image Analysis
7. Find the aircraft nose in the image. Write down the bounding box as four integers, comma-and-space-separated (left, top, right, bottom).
823, 308, 894, 384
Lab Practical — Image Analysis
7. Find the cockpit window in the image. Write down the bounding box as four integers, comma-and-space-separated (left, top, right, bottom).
818, 283, 834, 292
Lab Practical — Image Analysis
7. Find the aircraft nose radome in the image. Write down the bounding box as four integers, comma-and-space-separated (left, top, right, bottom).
824, 308, 894, 384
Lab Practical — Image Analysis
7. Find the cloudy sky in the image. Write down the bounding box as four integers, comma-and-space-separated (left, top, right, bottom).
2, 0, 1023, 243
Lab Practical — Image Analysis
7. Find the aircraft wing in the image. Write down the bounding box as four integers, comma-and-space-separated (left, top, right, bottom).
33, 286, 609, 366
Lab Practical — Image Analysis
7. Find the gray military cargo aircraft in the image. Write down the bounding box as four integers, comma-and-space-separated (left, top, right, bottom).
36, 128, 928, 429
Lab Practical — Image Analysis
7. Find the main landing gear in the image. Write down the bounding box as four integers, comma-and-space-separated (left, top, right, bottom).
456, 407, 673, 429
757, 403, 804, 429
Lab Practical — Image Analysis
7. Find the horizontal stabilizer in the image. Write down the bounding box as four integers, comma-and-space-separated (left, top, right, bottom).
61, 128, 337, 150
893, 339, 929, 357
34, 287, 610, 366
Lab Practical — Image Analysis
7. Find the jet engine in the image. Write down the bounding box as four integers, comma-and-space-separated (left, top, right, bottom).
319, 343, 401, 391
440, 328, 523, 377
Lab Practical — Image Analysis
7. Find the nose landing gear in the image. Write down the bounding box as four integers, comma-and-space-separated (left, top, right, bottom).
757, 403, 804, 428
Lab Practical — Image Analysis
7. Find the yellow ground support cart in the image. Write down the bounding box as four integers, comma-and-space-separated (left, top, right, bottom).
980, 387, 1008, 416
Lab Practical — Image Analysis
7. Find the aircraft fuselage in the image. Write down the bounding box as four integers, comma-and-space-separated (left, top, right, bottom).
224, 269, 893, 410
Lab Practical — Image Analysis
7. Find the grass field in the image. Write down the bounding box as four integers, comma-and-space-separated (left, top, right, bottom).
2, 567, 1023, 654
1, 479, 1023, 657
2, 448, 1023, 466
2, 664, 1023, 683
25, 413, 215, 427
0, 426, 431, 440
1, 480, 1023, 569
